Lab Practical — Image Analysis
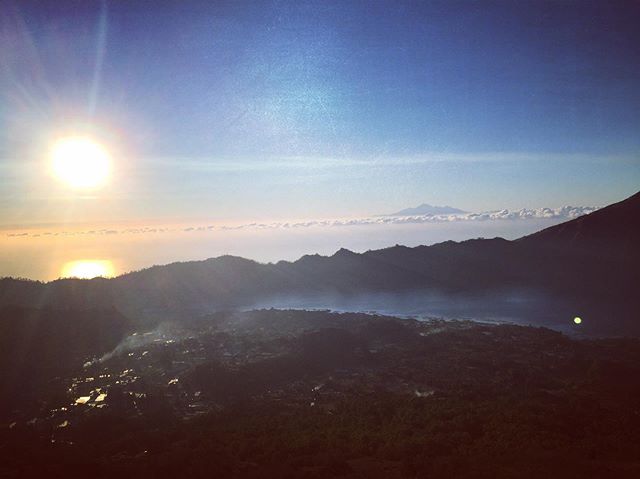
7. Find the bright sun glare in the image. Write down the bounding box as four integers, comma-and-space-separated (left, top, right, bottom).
50, 136, 111, 189
61, 260, 115, 279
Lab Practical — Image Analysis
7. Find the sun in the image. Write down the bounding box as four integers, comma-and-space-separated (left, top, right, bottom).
50, 136, 111, 189
61, 260, 115, 279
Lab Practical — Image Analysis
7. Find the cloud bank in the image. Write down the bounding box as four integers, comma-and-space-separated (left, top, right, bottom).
3, 206, 598, 239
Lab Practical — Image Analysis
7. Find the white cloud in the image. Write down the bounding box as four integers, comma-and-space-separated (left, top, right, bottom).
144, 152, 637, 173
3, 206, 597, 239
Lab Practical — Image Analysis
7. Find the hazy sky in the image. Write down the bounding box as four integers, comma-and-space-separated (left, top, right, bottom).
1, 0, 639, 228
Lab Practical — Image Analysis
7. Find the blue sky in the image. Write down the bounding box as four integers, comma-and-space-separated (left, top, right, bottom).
1, 0, 639, 226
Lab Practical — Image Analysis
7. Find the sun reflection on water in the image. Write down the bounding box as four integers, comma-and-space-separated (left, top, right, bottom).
60, 260, 115, 279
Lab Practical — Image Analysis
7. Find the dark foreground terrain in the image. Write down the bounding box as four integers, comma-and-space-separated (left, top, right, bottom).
2, 309, 640, 478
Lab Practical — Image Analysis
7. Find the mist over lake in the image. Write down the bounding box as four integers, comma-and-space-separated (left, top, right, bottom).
247, 288, 581, 333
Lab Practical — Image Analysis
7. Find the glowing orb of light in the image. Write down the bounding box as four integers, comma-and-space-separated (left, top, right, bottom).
50, 136, 111, 189
61, 260, 114, 279
574, 316, 582, 325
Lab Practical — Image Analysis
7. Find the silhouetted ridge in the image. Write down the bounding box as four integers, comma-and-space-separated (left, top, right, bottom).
332, 247, 357, 257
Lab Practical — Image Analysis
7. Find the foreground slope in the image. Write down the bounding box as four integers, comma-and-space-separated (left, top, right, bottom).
0, 306, 130, 414
519, 190, 640, 251
2, 310, 640, 478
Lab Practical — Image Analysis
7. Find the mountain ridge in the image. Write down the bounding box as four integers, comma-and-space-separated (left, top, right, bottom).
384, 203, 467, 216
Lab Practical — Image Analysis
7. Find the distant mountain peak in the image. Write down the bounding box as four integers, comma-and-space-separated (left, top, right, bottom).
385, 203, 467, 217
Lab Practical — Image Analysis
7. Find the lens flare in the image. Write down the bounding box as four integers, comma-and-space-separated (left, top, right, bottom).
61, 260, 115, 279
50, 136, 111, 189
